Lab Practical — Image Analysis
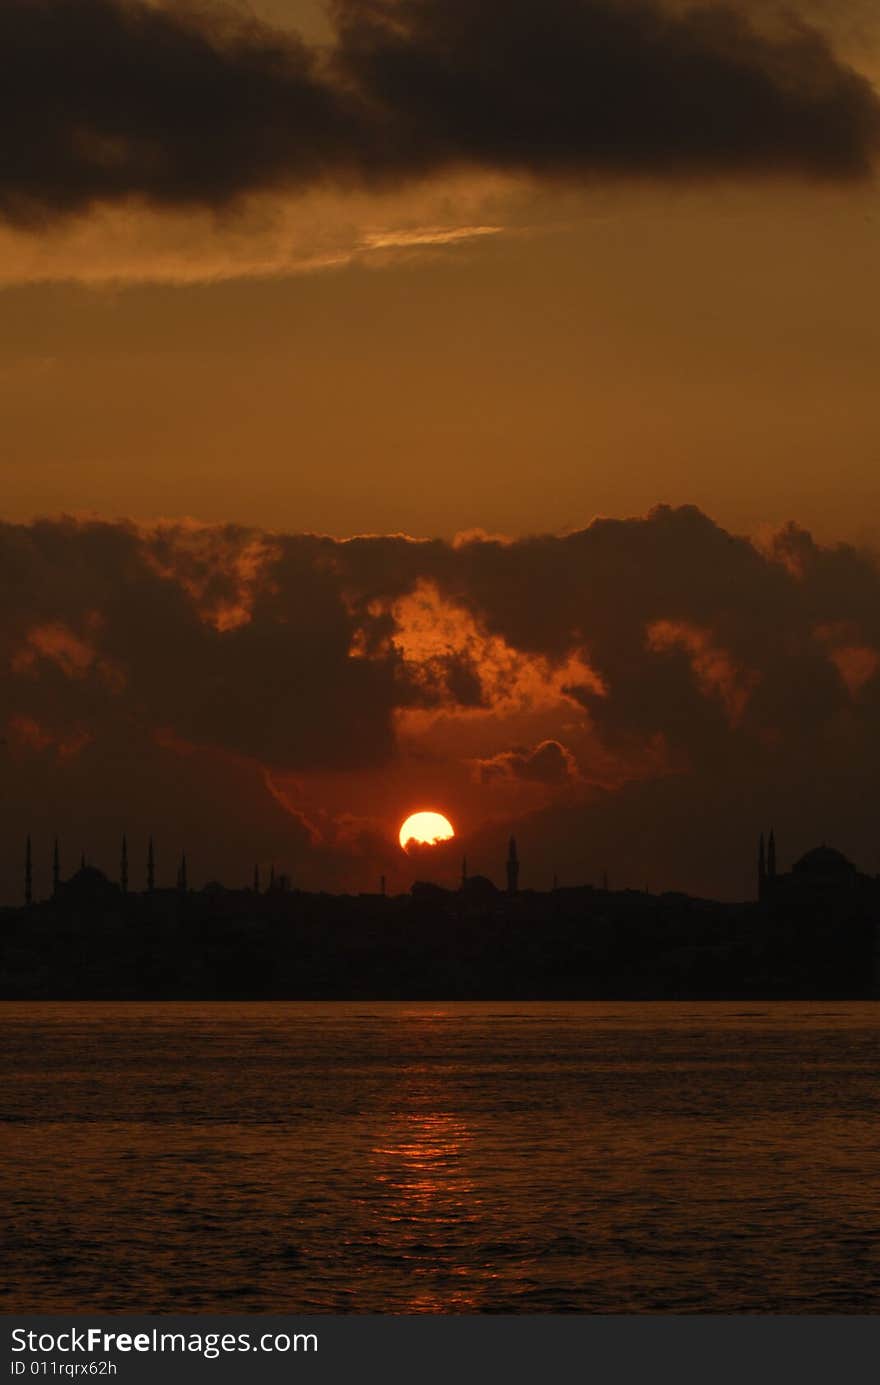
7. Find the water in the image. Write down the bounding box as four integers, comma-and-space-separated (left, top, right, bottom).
2, 1001, 879, 1313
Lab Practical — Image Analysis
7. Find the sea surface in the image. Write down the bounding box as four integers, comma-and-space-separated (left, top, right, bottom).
2, 1001, 879, 1313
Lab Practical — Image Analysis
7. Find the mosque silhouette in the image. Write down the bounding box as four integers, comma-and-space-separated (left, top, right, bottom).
4, 829, 879, 1000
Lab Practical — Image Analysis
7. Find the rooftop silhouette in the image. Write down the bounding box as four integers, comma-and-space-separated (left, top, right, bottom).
2, 829, 878, 1000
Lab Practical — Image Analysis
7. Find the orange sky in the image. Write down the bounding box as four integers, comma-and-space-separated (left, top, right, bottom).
1, 178, 878, 546
0, 0, 877, 545
1, 0, 879, 902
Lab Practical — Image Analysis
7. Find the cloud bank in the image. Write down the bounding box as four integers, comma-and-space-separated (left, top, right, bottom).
3, 505, 880, 900
2, 0, 878, 228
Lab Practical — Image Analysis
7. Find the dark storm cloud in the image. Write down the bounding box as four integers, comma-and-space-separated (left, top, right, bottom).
5, 506, 880, 777
333, 0, 880, 181
0, 0, 348, 225
1, 0, 878, 226
4, 505, 880, 900
442, 504, 873, 755
0, 517, 396, 772
371, 508, 877, 773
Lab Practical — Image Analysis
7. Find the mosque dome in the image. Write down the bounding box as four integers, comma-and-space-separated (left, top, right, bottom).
58, 865, 120, 899
791, 846, 856, 881
462, 873, 498, 900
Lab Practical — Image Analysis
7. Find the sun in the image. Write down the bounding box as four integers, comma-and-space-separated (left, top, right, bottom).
399, 811, 455, 852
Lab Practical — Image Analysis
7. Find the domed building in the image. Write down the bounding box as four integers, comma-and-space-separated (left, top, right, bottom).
57, 864, 121, 905
756, 831, 880, 993
790, 845, 857, 890
460, 873, 498, 904
758, 833, 865, 904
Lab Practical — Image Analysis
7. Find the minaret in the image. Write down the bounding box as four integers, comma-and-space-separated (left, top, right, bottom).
506, 836, 519, 896
25, 835, 32, 907
767, 829, 777, 880
178, 852, 188, 893
758, 832, 766, 901
52, 838, 60, 898
461, 856, 468, 890
380, 874, 386, 897
269, 863, 276, 892
147, 837, 155, 893
120, 834, 128, 895
253, 863, 260, 894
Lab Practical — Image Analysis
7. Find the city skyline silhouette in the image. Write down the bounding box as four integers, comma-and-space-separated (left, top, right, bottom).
4, 823, 877, 1001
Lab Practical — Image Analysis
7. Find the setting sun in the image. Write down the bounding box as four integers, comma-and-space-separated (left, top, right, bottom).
399, 811, 455, 852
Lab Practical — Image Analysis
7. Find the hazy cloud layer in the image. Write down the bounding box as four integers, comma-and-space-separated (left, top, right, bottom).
2, 0, 878, 227
3, 505, 880, 900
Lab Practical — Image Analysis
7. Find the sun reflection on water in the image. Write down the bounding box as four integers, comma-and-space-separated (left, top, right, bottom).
369, 1109, 484, 1310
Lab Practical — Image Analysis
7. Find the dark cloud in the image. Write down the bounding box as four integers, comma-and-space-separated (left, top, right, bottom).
1, 0, 877, 226
0, 0, 346, 225
0, 517, 396, 773
333, 0, 879, 181
4, 505, 880, 901
478, 740, 580, 785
